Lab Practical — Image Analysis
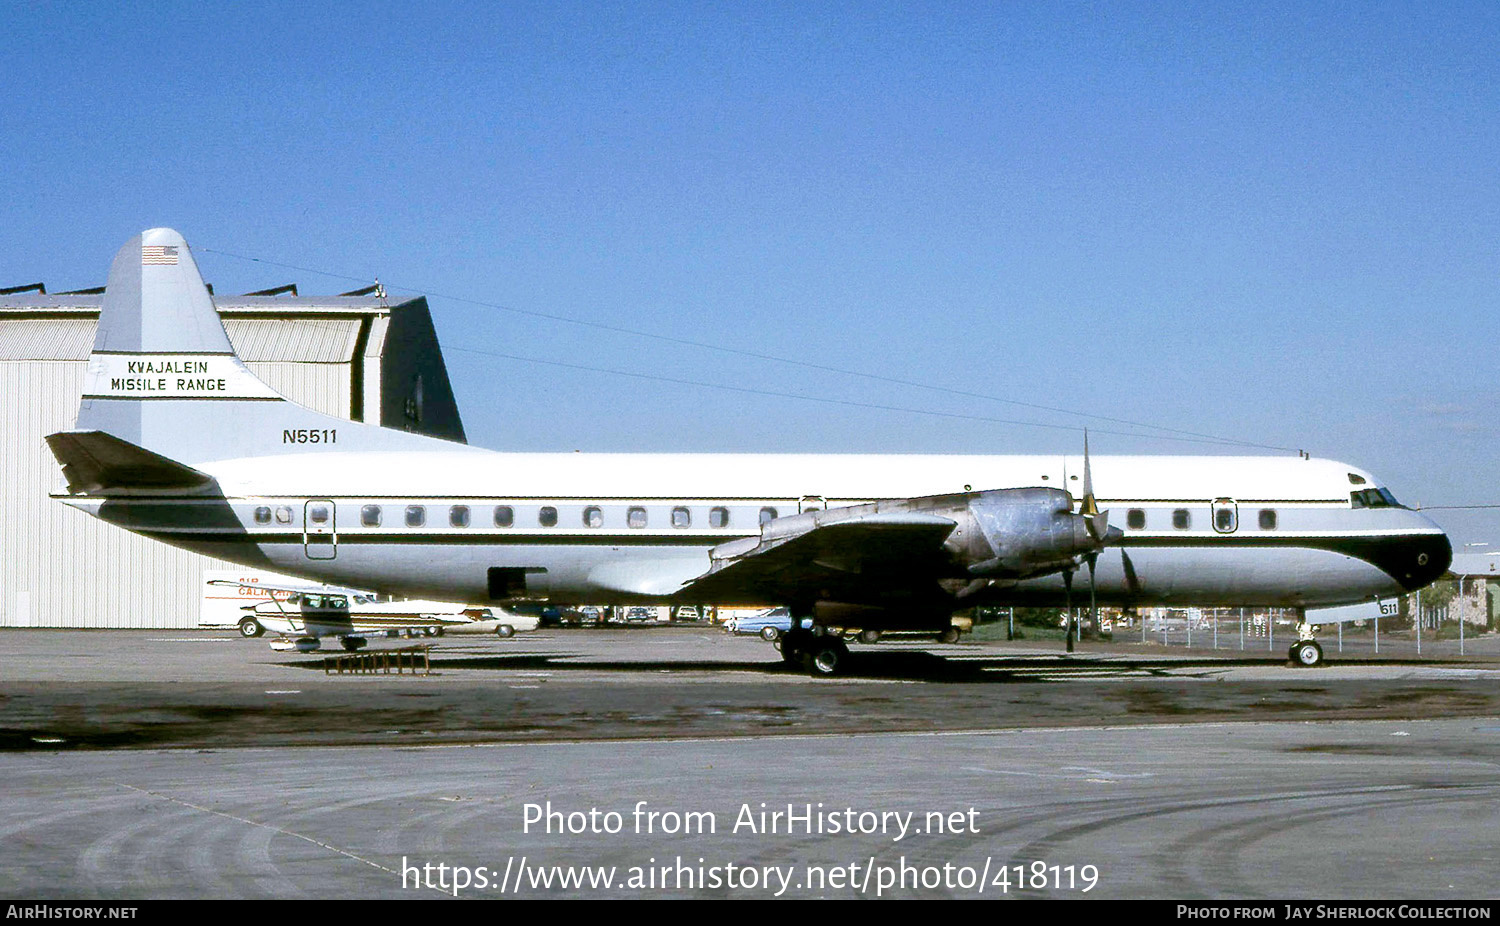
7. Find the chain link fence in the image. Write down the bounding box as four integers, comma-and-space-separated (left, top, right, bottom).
1122, 577, 1495, 657
979, 577, 1498, 658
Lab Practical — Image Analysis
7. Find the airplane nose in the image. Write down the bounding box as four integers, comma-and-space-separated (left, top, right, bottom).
1398, 531, 1452, 592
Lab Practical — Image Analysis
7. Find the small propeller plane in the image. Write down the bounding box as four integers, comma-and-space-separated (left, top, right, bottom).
209, 579, 492, 652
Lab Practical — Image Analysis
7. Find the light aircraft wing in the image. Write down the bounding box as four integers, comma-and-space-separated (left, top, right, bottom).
46, 430, 216, 495
681, 509, 958, 607
206, 578, 350, 598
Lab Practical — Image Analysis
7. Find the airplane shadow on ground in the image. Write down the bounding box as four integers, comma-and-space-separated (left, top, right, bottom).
277, 649, 1460, 683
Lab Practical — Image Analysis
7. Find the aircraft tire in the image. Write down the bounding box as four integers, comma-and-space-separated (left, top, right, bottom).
858, 629, 882, 644
1291, 640, 1324, 667
238, 618, 263, 638
780, 629, 812, 664
495, 624, 516, 638
939, 627, 962, 644
808, 638, 848, 677
759, 626, 780, 642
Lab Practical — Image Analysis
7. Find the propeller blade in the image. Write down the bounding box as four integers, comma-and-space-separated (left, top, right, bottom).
1086, 508, 1110, 542
1087, 552, 1098, 640
1081, 429, 1097, 516
1062, 567, 1074, 653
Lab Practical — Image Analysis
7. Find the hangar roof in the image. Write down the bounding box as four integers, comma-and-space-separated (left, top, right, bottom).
0, 290, 420, 362
0, 291, 409, 314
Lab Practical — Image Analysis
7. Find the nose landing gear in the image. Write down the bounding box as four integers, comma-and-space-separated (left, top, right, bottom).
1289, 639, 1324, 666
1288, 609, 1324, 667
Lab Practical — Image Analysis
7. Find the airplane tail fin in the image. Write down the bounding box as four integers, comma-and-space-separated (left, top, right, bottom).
60, 228, 455, 474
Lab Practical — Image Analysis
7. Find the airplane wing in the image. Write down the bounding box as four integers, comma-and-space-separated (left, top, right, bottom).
676, 484, 1125, 620
206, 578, 336, 597
681, 509, 959, 607
46, 430, 216, 495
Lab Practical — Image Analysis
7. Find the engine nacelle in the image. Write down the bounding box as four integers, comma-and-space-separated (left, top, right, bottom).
948, 487, 1118, 580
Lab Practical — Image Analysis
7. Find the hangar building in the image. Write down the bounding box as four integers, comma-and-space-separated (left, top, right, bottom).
0, 284, 466, 627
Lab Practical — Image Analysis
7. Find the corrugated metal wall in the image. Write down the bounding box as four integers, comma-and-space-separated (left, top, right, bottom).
0, 316, 362, 627
224, 318, 362, 363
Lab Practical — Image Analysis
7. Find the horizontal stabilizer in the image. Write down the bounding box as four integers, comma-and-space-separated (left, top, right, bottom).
45, 430, 216, 494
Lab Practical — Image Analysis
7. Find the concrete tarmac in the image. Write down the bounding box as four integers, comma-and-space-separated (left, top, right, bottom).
3, 719, 1498, 899
3, 628, 1499, 899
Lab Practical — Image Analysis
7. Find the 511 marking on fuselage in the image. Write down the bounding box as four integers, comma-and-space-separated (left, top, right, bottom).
283, 428, 337, 444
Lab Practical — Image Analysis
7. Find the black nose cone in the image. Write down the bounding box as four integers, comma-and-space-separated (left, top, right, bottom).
1399, 533, 1453, 591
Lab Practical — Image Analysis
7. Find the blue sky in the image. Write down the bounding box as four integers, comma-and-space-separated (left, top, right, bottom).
2, 2, 1496, 546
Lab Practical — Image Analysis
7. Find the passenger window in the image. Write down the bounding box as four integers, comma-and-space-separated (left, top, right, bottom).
628, 507, 648, 528
361, 505, 381, 527
672, 507, 691, 528
494, 505, 514, 528
583, 506, 603, 528
1126, 509, 1146, 530
405, 505, 426, 527
1259, 509, 1277, 530
450, 505, 470, 528
309, 504, 329, 524
709, 507, 729, 528
759, 507, 778, 525
538, 506, 558, 527
275, 506, 293, 524
1172, 509, 1191, 530
254, 506, 272, 525
1214, 507, 1235, 532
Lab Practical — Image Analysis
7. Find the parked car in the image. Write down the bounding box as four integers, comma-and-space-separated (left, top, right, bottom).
444, 607, 541, 638
725, 608, 795, 641
625, 606, 656, 623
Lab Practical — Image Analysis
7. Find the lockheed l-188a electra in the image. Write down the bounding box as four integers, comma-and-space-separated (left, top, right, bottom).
46, 229, 1451, 674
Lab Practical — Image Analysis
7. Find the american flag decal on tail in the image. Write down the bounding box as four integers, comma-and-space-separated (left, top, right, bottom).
141, 245, 179, 265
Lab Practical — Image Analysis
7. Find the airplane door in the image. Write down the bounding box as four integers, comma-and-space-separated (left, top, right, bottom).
304, 499, 337, 560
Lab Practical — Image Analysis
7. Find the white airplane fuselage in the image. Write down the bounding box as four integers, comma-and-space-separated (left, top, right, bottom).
70, 448, 1451, 612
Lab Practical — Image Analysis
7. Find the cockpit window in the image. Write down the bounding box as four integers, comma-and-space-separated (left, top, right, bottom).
1348, 473, 1368, 485
1350, 488, 1407, 509
327, 596, 348, 609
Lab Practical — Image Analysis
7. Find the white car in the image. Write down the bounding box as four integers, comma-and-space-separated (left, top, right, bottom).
445, 607, 541, 638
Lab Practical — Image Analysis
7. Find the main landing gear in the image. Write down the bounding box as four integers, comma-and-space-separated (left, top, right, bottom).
776, 627, 849, 678
1287, 608, 1324, 667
